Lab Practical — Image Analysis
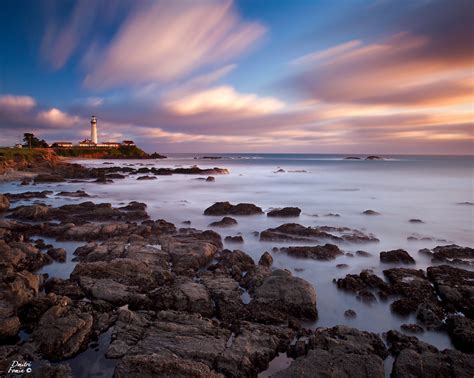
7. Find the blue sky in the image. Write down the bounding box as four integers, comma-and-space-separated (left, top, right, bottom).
0, 0, 472, 154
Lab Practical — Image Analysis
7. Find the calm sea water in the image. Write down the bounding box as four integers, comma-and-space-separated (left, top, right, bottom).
2, 153, 473, 357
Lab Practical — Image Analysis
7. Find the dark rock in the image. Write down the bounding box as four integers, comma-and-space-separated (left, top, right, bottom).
365, 156, 383, 160
427, 265, 474, 317
44, 278, 85, 299
47, 248, 67, 263
56, 190, 90, 197
380, 249, 415, 264
344, 156, 361, 160
224, 235, 244, 243
105, 173, 126, 179
357, 290, 377, 303
258, 252, 273, 267
260, 223, 378, 243
446, 315, 474, 353
94, 177, 113, 184
267, 207, 301, 217
204, 201, 263, 216
5, 191, 52, 201
356, 250, 372, 257
33, 297, 93, 360
249, 269, 317, 322
362, 209, 380, 215
278, 244, 343, 261
336, 264, 349, 269
401, 324, 424, 333
136, 175, 156, 180
209, 216, 238, 227
336, 270, 390, 298
409, 218, 424, 223
205, 176, 215, 182
34, 174, 65, 183
429, 244, 474, 265
344, 309, 357, 318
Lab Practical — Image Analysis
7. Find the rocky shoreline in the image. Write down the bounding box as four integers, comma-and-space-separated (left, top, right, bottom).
0, 159, 473, 377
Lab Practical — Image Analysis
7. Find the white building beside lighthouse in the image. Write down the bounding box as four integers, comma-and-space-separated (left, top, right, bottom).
90, 115, 98, 144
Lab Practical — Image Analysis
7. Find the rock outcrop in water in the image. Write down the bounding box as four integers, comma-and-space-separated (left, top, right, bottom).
267, 207, 301, 217
204, 201, 263, 216
277, 244, 343, 260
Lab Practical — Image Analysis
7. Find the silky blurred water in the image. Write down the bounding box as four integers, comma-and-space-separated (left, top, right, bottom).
1, 153, 473, 351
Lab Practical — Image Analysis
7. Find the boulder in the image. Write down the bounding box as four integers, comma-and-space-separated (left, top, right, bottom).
267, 207, 301, 217
258, 252, 273, 267
205, 176, 215, 182
430, 244, 474, 265
380, 249, 415, 264
56, 190, 90, 197
204, 201, 263, 216
224, 235, 244, 243
249, 269, 317, 322
362, 209, 380, 215
446, 315, 474, 353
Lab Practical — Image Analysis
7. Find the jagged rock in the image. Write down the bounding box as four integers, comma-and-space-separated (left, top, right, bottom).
278, 244, 343, 261
336, 270, 390, 301
10, 204, 50, 220
201, 273, 244, 320
209, 217, 238, 227
224, 235, 244, 243
204, 202, 263, 216
107, 309, 294, 377
44, 278, 85, 300
205, 176, 215, 182
136, 175, 157, 180
429, 244, 474, 265
249, 269, 317, 322
427, 265, 474, 317
344, 309, 357, 318
56, 190, 90, 197
0, 195, 10, 212
380, 249, 415, 264
400, 324, 424, 333
208, 249, 255, 282
33, 298, 93, 360
267, 207, 301, 217
356, 250, 372, 257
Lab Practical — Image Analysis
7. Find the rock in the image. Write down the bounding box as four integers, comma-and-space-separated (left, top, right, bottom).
105, 173, 126, 179
380, 249, 415, 264
281, 326, 387, 377
44, 278, 85, 300
114, 354, 222, 378
386, 331, 474, 378
56, 190, 90, 197
260, 223, 378, 243
209, 249, 255, 281
258, 252, 273, 267
201, 273, 245, 320
357, 290, 377, 303
365, 156, 383, 160
149, 278, 214, 317
336, 264, 349, 269
34, 174, 65, 183
278, 244, 343, 261
401, 324, 424, 333
10, 204, 50, 220
344, 156, 361, 160
356, 250, 372, 257
446, 315, 474, 353
47, 248, 67, 262
107, 309, 294, 377
267, 207, 301, 217
249, 269, 317, 322
136, 175, 157, 180
31, 362, 72, 378
427, 265, 474, 317
204, 201, 263, 216
362, 209, 380, 215
344, 309, 357, 318
209, 217, 238, 227
205, 176, 215, 182
94, 177, 113, 184
324, 213, 340, 217
224, 235, 244, 243
409, 218, 424, 223
429, 244, 474, 265
0, 195, 10, 212
33, 298, 93, 360
336, 270, 390, 299
120, 201, 147, 211
5, 191, 52, 201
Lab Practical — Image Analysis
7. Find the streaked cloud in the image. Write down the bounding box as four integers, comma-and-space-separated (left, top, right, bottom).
84, 1, 265, 88
0, 95, 36, 111
165, 86, 285, 116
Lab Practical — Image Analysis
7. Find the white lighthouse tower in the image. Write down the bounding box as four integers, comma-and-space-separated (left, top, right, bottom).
90, 115, 98, 144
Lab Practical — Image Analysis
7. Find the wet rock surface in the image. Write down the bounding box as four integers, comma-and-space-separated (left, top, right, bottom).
209, 216, 238, 227
380, 249, 416, 264
422, 244, 474, 265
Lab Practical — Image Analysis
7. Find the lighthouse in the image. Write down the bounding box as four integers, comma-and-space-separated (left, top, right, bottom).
90, 115, 98, 144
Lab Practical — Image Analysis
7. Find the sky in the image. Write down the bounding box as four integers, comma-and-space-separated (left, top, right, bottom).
0, 0, 472, 154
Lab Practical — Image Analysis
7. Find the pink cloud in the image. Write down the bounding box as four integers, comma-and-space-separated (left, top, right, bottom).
83, 1, 265, 88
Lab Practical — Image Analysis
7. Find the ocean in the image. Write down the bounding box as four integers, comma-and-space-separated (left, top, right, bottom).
2, 153, 473, 375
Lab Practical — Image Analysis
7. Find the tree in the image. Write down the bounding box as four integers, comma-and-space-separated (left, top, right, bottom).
23, 133, 48, 148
